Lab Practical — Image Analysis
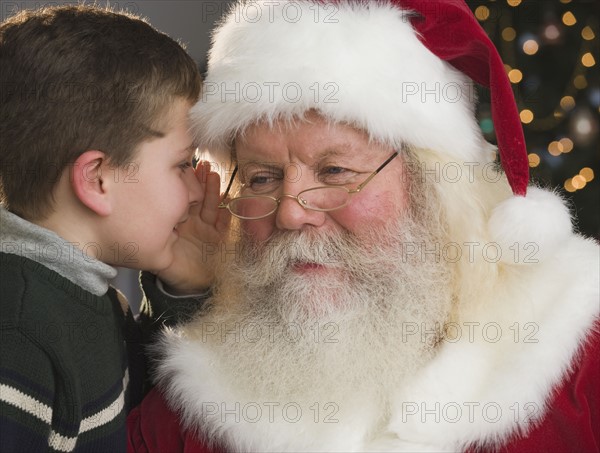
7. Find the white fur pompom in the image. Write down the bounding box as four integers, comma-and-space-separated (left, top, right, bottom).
489, 187, 573, 265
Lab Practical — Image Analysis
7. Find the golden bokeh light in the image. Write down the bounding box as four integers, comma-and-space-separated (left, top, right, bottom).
564, 178, 576, 192
502, 27, 517, 41
572, 175, 587, 189
582, 53, 596, 67
528, 153, 541, 168
562, 11, 576, 26
520, 109, 534, 124
579, 167, 595, 182
560, 96, 576, 111
475, 6, 490, 21
507, 0, 522, 6
548, 141, 563, 156
508, 69, 523, 83
559, 137, 574, 153
574, 75, 587, 89
581, 26, 595, 41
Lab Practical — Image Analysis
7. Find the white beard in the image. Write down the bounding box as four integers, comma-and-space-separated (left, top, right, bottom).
173, 207, 456, 450
157, 169, 600, 452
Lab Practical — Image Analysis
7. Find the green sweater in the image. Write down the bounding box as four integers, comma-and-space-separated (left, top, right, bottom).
0, 207, 208, 452
0, 206, 136, 452
1, 253, 130, 452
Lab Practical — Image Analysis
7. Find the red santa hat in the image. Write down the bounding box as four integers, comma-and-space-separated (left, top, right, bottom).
193, 0, 572, 259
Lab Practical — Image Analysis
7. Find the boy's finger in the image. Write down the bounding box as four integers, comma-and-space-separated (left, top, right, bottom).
216, 208, 231, 233
188, 202, 202, 217
200, 171, 221, 225
194, 160, 212, 184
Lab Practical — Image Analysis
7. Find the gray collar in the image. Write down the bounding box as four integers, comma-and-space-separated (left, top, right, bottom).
0, 206, 117, 296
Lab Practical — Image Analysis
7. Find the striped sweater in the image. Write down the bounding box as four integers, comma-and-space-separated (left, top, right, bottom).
0, 253, 130, 452
0, 207, 134, 452
0, 207, 207, 451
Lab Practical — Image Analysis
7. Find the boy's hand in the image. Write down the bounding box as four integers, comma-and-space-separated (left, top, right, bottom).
157, 161, 231, 295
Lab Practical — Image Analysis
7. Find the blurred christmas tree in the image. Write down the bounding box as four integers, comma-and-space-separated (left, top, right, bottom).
467, 0, 599, 238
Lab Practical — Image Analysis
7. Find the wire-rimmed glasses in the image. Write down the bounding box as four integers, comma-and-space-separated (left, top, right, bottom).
218, 151, 399, 220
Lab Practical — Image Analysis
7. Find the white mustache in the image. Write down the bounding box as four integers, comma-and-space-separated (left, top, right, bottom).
260, 232, 345, 266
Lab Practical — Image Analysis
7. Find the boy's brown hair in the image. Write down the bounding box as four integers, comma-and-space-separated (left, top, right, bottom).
0, 5, 201, 220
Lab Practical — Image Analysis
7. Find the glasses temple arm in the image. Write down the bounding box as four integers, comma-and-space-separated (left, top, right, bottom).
353, 150, 399, 192
219, 165, 238, 208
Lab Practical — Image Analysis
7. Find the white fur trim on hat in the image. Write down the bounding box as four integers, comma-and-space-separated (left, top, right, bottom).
488, 187, 573, 264
192, 0, 489, 163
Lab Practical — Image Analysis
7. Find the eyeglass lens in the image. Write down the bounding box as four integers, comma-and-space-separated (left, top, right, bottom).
228, 186, 351, 218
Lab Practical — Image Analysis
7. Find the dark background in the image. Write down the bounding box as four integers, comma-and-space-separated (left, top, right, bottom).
3, 0, 598, 305
469, 0, 599, 239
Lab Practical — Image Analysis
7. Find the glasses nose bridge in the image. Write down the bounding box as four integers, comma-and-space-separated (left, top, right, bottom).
276, 192, 308, 209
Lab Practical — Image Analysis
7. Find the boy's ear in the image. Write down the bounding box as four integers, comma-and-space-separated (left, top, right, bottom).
71, 150, 112, 216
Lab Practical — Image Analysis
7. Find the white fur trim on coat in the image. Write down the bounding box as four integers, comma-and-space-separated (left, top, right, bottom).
383, 234, 599, 451
156, 233, 599, 452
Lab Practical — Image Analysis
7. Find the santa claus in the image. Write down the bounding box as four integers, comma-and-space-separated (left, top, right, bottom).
128, 1, 600, 451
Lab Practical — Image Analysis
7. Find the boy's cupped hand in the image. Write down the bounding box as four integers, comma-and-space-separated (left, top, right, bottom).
157, 161, 231, 295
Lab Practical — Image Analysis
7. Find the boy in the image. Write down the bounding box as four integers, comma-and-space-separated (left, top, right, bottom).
0, 5, 214, 451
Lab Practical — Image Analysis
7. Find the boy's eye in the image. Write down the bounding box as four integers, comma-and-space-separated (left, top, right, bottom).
178, 161, 193, 172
